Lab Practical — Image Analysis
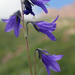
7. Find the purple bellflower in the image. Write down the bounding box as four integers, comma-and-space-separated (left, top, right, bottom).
30, 15, 59, 41
2, 10, 23, 37
23, 0, 35, 16
36, 48, 63, 75
30, 0, 50, 13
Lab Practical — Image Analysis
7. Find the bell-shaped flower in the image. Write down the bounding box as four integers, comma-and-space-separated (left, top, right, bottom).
23, 0, 35, 16
2, 10, 23, 37
36, 48, 63, 75
30, 0, 50, 13
30, 15, 59, 41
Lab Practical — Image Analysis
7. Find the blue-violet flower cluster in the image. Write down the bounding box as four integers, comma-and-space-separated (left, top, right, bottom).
1, 1, 63, 75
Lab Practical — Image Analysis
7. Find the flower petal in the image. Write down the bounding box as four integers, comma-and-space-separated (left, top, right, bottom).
23, 10, 35, 16
49, 61, 61, 72
2, 19, 9, 23
36, 22, 56, 32
39, 30, 56, 41
20, 24, 23, 28
30, 11, 35, 16
38, 0, 50, 4
23, 0, 35, 16
13, 16, 21, 37
31, 0, 48, 13
42, 55, 60, 72
52, 54, 63, 61
42, 59, 50, 75
23, 10, 30, 15
45, 65, 50, 75
14, 20, 20, 37
43, 51, 62, 62
52, 15, 59, 23
5, 24, 14, 32
5, 16, 15, 32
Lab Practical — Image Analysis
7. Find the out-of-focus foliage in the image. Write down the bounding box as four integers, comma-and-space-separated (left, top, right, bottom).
0, 18, 75, 75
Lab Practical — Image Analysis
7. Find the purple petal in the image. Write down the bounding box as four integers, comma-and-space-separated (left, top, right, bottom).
45, 65, 50, 75
20, 24, 23, 28
35, 21, 50, 27
39, 30, 56, 41
23, 10, 30, 15
42, 54, 61, 73
30, 11, 35, 16
31, 0, 48, 13
36, 22, 56, 32
43, 50, 50, 55
42, 58, 50, 75
43, 51, 63, 62
5, 16, 15, 32
52, 54, 63, 61
37, 0, 50, 4
52, 15, 59, 23
5, 25, 14, 32
49, 23, 56, 31
43, 51, 61, 61
46, 31, 56, 41
12, 16, 21, 37
49, 61, 61, 72
2, 19, 9, 23
14, 21, 20, 37
14, 25, 20, 37
43, 52, 56, 61
41, 50, 62, 74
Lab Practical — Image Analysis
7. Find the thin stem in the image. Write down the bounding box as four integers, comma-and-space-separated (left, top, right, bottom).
25, 37, 33, 75
20, 0, 33, 75
34, 51, 36, 75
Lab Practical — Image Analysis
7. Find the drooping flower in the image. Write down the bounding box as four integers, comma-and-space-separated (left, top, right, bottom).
29, 15, 59, 41
36, 48, 63, 75
30, 0, 50, 13
23, 0, 35, 16
2, 10, 23, 37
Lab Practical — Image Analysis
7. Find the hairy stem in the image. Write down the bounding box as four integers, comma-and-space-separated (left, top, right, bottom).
20, 0, 32, 75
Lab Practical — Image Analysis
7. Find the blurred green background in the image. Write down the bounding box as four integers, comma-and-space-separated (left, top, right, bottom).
0, 16, 75, 75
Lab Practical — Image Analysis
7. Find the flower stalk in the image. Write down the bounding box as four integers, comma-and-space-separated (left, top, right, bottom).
20, 0, 32, 75
25, 36, 33, 75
